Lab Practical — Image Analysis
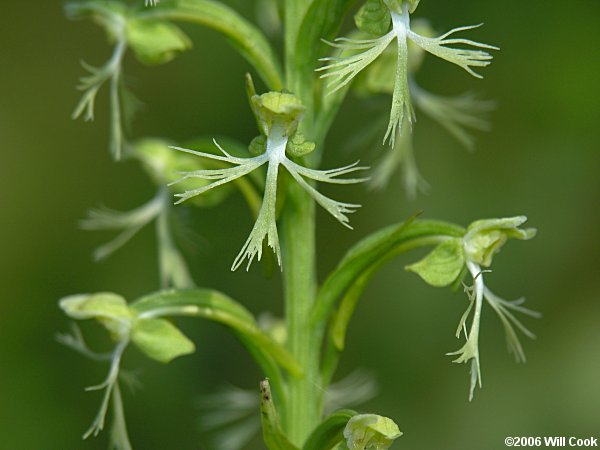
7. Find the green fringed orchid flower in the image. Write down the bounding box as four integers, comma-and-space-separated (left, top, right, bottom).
407, 216, 540, 400
318, 0, 497, 147
171, 78, 368, 271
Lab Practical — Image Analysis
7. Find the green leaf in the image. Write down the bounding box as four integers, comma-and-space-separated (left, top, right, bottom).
131, 318, 195, 363
142, 0, 283, 89
330, 266, 375, 352
260, 379, 299, 450
129, 289, 302, 377
315, 219, 465, 323
126, 18, 192, 65
303, 409, 357, 450
343, 414, 402, 450
312, 219, 465, 373
406, 238, 465, 287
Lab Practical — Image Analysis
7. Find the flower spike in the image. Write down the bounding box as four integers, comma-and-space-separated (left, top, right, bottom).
319, 0, 497, 147
172, 81, 368, 271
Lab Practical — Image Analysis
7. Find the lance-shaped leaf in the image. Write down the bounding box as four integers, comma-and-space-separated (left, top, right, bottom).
312, 219, 465, 334
141, 0, 283, 89
129, 289, 302, 378
315, 219, 466, 384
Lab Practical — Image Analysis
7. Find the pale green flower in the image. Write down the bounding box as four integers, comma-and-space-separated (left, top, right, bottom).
171, 89, 367, 271
448, 217, 539, 400
319, 0, 497, 147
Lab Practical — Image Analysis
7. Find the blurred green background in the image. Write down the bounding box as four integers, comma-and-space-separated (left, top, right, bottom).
1, 1, 599, 449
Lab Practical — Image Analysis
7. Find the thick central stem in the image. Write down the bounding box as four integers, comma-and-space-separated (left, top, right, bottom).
281, 180, 319, 445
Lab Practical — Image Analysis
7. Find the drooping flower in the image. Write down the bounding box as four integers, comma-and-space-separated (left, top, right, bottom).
448, 217, 540, 400
171, 76, 368, 271
318, 0, 497, 147
406, 216, 539, 400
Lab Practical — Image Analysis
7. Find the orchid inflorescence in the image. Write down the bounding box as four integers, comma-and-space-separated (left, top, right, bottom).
60, 0, 539, 448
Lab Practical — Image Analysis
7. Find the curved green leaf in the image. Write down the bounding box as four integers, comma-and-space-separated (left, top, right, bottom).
130, 289, 302, 378
303, 409, 357, 450
312, 219, 465, 330
311, 219, 466, 381
140, 0, 283, 90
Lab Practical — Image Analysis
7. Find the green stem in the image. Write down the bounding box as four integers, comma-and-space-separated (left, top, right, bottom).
281, 180, 319, 445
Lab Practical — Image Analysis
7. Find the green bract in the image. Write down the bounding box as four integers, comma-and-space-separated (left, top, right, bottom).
343, 414, 402, 450
464, 216, 537, 267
